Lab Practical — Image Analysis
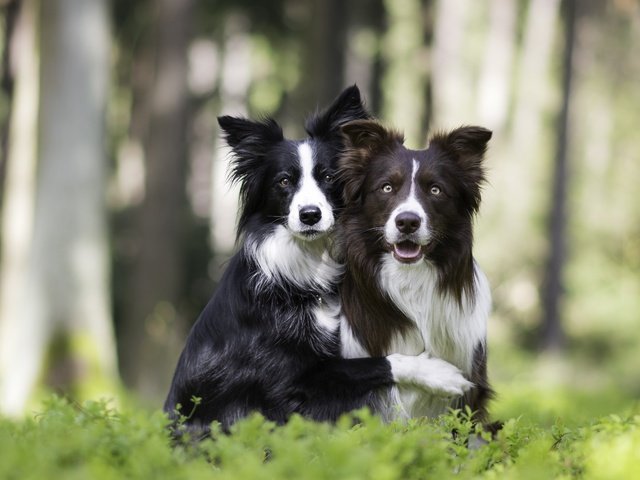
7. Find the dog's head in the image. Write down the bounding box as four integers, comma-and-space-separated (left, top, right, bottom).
218, 85, 370, 242
339, 120, 491, 266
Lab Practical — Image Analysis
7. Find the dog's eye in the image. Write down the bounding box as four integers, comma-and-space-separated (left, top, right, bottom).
381, 183, 393, 193
279, 177, 290, 187
324, 174, 334, 183
430, 185, 441, 195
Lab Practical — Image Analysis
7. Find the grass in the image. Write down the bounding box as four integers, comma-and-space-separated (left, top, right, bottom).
0, 390, 638, 480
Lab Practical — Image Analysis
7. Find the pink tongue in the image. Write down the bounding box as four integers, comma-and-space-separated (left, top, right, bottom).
393, 241, 421, 259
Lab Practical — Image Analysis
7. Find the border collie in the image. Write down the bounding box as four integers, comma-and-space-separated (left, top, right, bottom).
337, 119, 495, 424
163, 87, 472, 435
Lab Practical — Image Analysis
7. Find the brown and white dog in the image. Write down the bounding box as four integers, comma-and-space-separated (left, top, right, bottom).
336, 120, 495, 424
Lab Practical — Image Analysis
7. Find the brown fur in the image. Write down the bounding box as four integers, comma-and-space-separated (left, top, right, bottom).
336, 120, 497, 425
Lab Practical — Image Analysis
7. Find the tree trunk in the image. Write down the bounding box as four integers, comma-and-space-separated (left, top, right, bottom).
381, 0, 430, 147
343, 0, 385, 116
0, 0, 117, 415
0, 0, 40, 415
294, 0, 347, 123
431, 0, 474, 129
475, 0, 517, 134
486, 0, 560, 296
119, 0, 194, 402
541, 0, 577, 351
210, 13, 250, 261
510, 0, 561, 154
0, 0, 20, 193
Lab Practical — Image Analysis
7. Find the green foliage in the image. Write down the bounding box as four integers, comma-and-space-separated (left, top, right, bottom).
1, 397, 639, 479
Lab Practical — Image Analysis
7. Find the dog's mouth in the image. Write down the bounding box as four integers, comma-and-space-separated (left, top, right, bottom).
292, 228, 328, 241
392, 240, 424, 264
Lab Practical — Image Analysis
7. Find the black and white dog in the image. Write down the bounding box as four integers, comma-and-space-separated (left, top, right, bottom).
164, 87, 471, 435
337, 120, 495, 424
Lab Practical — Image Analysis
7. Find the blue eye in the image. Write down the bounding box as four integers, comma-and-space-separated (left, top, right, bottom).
382, 183, 393, 193
430, 185, 441, 195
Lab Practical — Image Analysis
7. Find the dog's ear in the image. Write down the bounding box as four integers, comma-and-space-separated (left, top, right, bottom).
341, 120, 404, 152
339, 120, 404, 203
218, 115, 284, 237
217, 115, 284, 185
305, 85, 372, 139
443, 126, 492, 156
430, 126, 492, 213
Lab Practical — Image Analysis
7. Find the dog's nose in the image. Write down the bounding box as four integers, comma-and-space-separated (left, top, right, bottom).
395, 212, 421, 233
299, 205, 322, 226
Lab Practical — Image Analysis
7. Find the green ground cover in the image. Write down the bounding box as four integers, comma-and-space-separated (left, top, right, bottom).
0, 389, 637, 480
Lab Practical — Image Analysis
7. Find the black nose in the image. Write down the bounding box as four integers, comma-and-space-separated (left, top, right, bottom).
395, 212, 421, 233
299, 205, 322, 226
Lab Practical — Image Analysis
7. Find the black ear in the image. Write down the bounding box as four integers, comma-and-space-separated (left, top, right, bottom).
305, 85, 372, 139
338, 120, 404, 203
218, 115, 284, 238
430, 126, 492, 213
217, 115, 284, 185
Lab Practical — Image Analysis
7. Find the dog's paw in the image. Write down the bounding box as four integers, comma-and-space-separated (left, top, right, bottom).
417, 357, 474, 397
387, 353, 473, 397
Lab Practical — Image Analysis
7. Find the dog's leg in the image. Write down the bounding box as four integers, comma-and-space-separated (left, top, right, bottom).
294, 353, 472, 421
294, 356, 398, 421
387, 353, 473, 397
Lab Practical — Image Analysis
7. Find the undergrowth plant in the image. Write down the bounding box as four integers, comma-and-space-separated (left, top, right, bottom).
0, 396, 638, 479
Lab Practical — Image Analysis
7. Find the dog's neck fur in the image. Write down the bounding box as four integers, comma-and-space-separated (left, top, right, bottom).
245, 225, 342, 295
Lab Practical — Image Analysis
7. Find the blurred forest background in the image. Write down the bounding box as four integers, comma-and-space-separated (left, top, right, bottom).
0, 0, 638, 420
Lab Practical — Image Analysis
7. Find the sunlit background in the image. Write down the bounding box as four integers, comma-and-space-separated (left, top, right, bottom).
0, 0, 638, 425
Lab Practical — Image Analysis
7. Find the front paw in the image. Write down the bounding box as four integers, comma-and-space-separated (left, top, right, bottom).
417, 357, 474, 397
387, 353, 473, 397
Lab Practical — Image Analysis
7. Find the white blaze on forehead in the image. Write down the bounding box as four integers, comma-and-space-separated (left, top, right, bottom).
295, 142, 320, 203
397, 159, 423, 211
385, 158, 429, 243
286, 142, 335, 235
299, 143, 314, 172
410, 159, 419, 196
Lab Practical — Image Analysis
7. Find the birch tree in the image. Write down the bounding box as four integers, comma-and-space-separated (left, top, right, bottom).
0, 0, 117, 415
381, 0, 430, 146
0, 0, 40, 415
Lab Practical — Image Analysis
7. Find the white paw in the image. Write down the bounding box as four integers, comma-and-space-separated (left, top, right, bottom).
387, 353, 473, 397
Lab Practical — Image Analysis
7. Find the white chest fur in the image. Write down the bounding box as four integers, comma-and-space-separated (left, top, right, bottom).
378, 256, 490, 375
341, 256, 491, 420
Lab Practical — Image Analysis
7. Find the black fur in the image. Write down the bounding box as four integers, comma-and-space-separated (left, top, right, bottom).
164, 86, 401, 435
